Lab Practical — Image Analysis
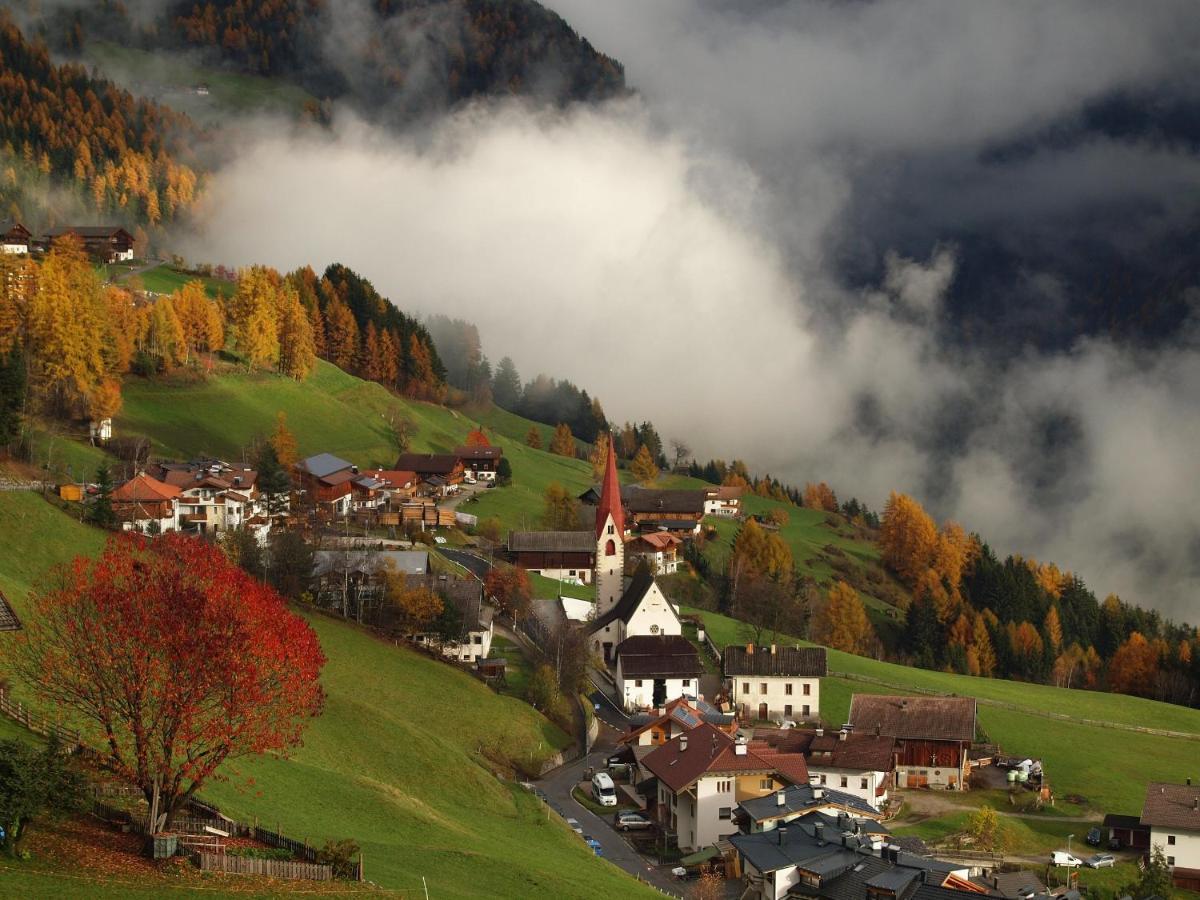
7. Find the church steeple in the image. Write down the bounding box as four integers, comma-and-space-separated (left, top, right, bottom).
594, 435, 625, 618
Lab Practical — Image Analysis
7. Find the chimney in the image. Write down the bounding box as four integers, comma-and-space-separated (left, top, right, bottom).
814, 821, 825, 844
679, 735, 688, 752
734, 741, 748, 756
1193, 797, 1198, 811
778, 827, 787, 846
815, 727, 824, 737
776, 790, 786, 807
813, 787, 824, 800
900, 699, 908, 709
839, 729, 848, 742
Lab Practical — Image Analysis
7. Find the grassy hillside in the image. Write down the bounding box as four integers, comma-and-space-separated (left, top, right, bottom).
687, 605, 1200, 814
0, 492, 655, 898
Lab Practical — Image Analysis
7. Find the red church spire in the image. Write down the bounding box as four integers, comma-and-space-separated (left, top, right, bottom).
595, 434, 625, 539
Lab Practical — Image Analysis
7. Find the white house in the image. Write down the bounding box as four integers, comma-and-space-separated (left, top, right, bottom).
625, 532, 682, 575
614, 634, 704, 711
704, 485, 743, 518
1142, 781, 1200, 891
427, 577, 495, 663
641, 725, 809, 852
111, 474, 181, 534
1, 221, 31, 255
724, 645, 827, 722
152, 459, 267, 536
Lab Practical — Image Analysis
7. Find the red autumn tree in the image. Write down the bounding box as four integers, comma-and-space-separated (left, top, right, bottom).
1107, 631, 1159, 698
18, 534, 325, 829
484, 564, 532, 622
464, 427, 490, 447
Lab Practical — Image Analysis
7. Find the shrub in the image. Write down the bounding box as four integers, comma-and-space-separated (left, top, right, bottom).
316, 838, 361, 878
228, 847, 294, 861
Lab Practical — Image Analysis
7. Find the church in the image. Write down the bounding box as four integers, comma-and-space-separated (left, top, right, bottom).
587, 437, 703, 711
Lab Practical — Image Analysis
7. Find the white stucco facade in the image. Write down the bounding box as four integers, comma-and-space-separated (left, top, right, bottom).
624, 581, 682, 640
730, 675, 820, 722
807, 767, 890, 811
2, 242, 28, 255
595, 510, 624, 618
618, 670, 696, 710
1152, 826, 1200, 871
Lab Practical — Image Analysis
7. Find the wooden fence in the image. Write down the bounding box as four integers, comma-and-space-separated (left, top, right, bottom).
192, 851, 332, 881
0, 689, 80, 744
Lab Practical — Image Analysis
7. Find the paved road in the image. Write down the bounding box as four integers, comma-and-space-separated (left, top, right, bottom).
439, 547, 493, 579
537, 747, 683, 897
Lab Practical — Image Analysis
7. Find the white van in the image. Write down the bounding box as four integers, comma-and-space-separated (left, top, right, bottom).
1052, 851, 1082, 868
591, 772, 618, 807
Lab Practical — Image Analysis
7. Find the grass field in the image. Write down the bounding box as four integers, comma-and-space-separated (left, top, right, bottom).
85, 42, 315, 123
133, 264, 236, 299
685, 604, 1200, 814
0, 493, 656, 898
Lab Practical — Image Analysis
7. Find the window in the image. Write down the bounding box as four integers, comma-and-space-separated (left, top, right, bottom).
784, 705, 793, 717
682, 679, 691, 687
607, 524, 614, 535
717, 779, 732, 793
1168, 835, 1176, 845
760, 683, 768, 694
785, 684, 793, 696
803, 705, 810, 717
1168, 856, 1175, 866
569, 570, 576, 576
819, 775, 827, 785
861, 777, 869, 789
605, 539, 616, 556
803, 683, 811, 696
473, 635, 482, 644
719, 807, 732, 820
840, 776, 848, 788
742, 682, 750, 695
635, 679, 643, 687
760, 779, 772, 790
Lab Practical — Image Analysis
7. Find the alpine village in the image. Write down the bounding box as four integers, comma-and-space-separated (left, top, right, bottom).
0, 4, 1198, 900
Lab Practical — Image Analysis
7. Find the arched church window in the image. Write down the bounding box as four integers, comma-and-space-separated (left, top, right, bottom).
605, 539, 616, 556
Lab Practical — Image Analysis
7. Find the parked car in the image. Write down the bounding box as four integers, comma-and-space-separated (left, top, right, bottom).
1052, 851, 1083, 868
566, 818, 583, 836
1085, 854, 1116, 869
591, 772, 618, 807
1086, 827, 1102, 846
584, 835, 603, 857
615, 811, 653, 832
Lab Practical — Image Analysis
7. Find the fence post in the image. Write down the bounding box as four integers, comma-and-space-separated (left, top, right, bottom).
359, 850, 364, 882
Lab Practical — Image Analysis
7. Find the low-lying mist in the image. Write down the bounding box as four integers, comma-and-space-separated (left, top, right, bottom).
187, 99, 1200, 622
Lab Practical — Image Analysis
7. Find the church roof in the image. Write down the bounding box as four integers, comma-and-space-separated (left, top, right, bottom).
588, 568, 657, 633
595, 435, 625, 539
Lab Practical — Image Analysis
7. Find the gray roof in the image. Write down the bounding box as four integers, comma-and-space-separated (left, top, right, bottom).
298, 452, 354, 479
724, 645, 827, 677
508, 531, 594, 553
739, 784, 882, 823
729, 825, 859, 876
589, 568, 657, 632
620, 486, 707, 514
313, 550, 429, 577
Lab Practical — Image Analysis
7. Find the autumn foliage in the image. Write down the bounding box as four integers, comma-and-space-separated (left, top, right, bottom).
812, 581, 875, 656
484, 565, 532, 622
17, 534, 325, 827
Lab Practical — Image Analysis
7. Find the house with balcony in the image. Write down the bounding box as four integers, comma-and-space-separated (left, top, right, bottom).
847, 695, 977, 791
725, 645, 827, 723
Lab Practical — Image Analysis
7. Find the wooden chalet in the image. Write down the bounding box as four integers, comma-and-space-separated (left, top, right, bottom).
111, 473, 181, 532
395, 453, 465, 494
626, 531, 682, 574
847, 695, 977, 791
294, 453, 357, 515
454, 444, 503, 480
507, 531, 595, 582
42, 225, 134, 262
582, 485, 707, 535
1, 220, 31, 255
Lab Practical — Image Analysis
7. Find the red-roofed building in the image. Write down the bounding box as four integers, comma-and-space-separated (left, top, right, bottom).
112, 474, 181, 533
626, 531, 682, 575
641, 723, 809, 852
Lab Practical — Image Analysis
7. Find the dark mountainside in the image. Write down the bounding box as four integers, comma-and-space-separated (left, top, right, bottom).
38, 0, 626, 122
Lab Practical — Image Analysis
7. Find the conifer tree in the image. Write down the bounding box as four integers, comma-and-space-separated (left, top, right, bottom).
549, 423, 575, 457
630, 444, 659, 484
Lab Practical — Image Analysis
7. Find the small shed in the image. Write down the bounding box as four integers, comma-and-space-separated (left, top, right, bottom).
476, 657, 507, 681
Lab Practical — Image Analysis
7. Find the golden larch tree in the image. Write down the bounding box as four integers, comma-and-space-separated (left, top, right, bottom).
549, 422, 575, 457
813, 580, 874, 655
630, 444, 659, 484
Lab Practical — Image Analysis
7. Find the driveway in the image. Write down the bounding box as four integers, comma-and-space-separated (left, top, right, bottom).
537, 747, 683, 896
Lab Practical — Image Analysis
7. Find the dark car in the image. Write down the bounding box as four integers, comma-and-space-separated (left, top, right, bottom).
1085, 827, 1102, 846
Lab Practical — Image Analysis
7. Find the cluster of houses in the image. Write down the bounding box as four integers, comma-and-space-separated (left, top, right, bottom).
106, 441, 505, 538
1, 220, 134, 263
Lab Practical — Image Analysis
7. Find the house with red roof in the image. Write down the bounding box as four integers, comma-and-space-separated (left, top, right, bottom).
112, 474, 181, 533
754, 725, 897, 812
626, 531, 682, 574
641, 723, 810, 852
153, 458, 267, 536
